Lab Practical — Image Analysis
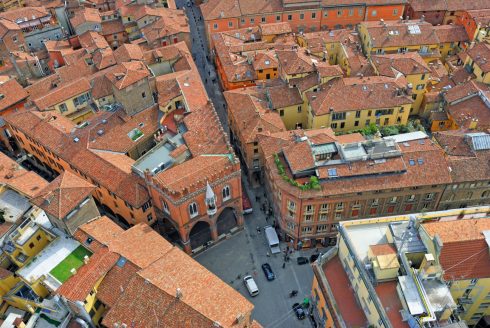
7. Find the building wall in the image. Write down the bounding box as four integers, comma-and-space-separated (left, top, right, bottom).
84, 276, 106, 327
307, 104, 411, 132
6, 225, 53, 268
437, 181, 490, 210
50, 91, 92, 122
47, 197, 101, 236
405, 7, 445, 25
464, 56, 490, 84
263, 155, 443, 248
204, 4, 406, 45
338, 237, 383, 326
255, 67, 278, 81
103, 31, 128, 49
310, 275, 335, 328
113, 78, 154, 115
24, 26, 64, 50
74, 23, 102, 36
277, 103, 307, 130
450, 278, 490, 325
7, 125, 156, 226
147, 165, 243, 253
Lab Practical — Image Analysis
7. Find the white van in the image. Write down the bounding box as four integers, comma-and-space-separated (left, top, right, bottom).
243, 275, 259, 297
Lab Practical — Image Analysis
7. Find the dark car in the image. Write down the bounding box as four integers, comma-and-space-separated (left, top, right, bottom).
292, 303, 305, 320
310, 253, 320, 263
297, 257, 309, 265
261, 263, 275, 281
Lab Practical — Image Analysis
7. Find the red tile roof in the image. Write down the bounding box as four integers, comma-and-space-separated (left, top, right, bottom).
307, 76, 413, 115
361, 20, 439, 48
108, 223, 174, 269
0, 78, 28, 111
105, 61, 150, 90
30, 171, 95, 220
467, 42, 490, 73
0, 152, 48, 198
96, 259, 139, 307
76, 216, 124, 247
57, 247, 118, 301
422, 219, 490, 280
32, 78, 91, 110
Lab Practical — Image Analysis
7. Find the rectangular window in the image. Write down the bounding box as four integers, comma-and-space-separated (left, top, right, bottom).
300, 13, 304, 19
355, 110, 361, 118
302, 226, 313, 234
349, 8, 353, 16
213, 23, 218, 30
354, 120, 359, 127
228, 21, 233, 27
312, 12, 316, 19
371, 10, 377, 16
250, 18, 254, 23
393, 8, 398, 16
59, 103, 68, 113
330, 123, 337, 129
297, 106, 302, 113
261, 16, 266, 23
319, 214, 328, 221
288, 15, 292, 21
276, 15, 281, 21
279, 110, 284, 116
337, 10, 343, 16
416, 84, 425, 90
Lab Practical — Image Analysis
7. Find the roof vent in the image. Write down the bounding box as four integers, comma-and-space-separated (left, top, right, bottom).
73, 137, 80, 143
176, 288, 183, 299
102, 119, 107, 124
97, 129, 104, 136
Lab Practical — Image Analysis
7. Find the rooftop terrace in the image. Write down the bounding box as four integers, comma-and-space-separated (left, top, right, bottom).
17, 237, 91, 290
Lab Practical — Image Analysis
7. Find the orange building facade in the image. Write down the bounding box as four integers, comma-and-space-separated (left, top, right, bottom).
202, 0, 405, 45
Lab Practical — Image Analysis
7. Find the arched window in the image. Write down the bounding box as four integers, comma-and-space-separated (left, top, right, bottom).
189, 202, 198, 218
222, 185, 231, 201
161, 198, 169, 214
482, 190, 490, 198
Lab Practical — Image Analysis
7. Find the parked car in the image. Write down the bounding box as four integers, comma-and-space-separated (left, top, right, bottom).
310, 253, 320, 263
292, 303, 305, 320
242, 188, 253, 214
297, 257, 309, 265
261, 263, 275, 281
243, 275, 259, 296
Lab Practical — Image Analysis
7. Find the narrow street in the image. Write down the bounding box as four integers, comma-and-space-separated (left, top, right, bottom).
175, 3, 319, 327
180, 0, 229, 133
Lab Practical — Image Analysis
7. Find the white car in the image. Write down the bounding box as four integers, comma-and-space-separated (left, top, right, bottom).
243, 275, 259, 297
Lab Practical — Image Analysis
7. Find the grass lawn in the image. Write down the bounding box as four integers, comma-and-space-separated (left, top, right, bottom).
49, 246, 91, 283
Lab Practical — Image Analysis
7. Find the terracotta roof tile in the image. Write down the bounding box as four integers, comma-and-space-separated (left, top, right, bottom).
0, 6, 49, 22
259, 22, 292, 36
105, 61, 150, 89
31, 171, 94, 219
225, 87, 285, 144
70, 8, 101, 29
0, 78, 28, 111
276, 49, 316, 75
467, 42, 490, 73
108, 223, 174, 269
32, 78, 91, 110
102, 274, 214, 328
407, 0, 447, 11
371, 52, 430, 77
57, 247, 118, 301
113, 43, 144, 64
361, 20, 439, 48
0, 152, 48, 198
433, 25, 469, 43
422, 218, 490, 279
307, 76, 412, 115
283, 141, 315, 173
101, 19, 125, 36
96, 259, 139, 307
77, 216, 124, 246
267, 83, 303, 109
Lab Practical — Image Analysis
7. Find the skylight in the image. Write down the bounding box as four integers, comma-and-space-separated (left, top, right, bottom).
328, 168, 338, 177
408, 25, 421, 35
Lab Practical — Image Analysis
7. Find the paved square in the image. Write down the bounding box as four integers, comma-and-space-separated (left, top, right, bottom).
194, 181, 326, 328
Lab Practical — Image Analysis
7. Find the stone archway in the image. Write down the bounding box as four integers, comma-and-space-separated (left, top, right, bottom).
189, 220, 212, 250
216, 207, 237, 236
